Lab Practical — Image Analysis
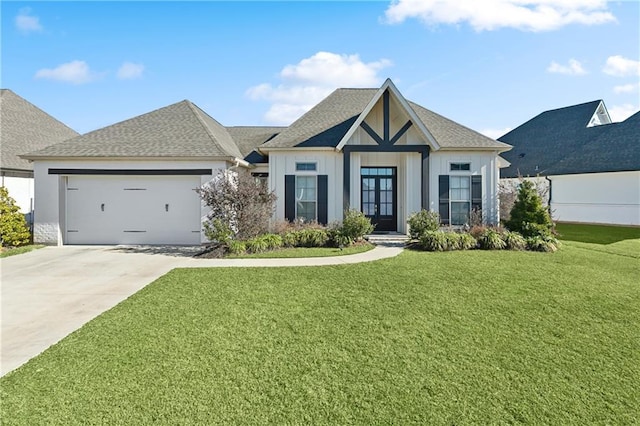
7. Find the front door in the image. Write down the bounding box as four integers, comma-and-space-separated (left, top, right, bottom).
361, 167, 397, 232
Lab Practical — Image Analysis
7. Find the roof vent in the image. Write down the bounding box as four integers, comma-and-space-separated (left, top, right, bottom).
518, 153, 526, 158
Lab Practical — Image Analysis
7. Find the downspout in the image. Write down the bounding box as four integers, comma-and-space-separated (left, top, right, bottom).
545, 176, 553, 220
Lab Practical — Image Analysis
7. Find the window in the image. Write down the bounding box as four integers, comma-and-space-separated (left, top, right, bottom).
450, 162, 471, 171
450, 176, 470, 225
296, 162, 317, 172
252, 172, 268, 187
295, 176, 316, 221
360, 167, 395, 176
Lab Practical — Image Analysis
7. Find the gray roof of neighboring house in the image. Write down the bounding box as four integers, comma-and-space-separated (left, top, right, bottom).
260, 88, 509, 150
226, 126, 284, 163
1, 89, 79, 171
24, 100, 243, 159
499, 100, 639, 177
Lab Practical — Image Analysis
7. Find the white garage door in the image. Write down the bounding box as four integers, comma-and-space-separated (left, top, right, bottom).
65, 175, 202, 245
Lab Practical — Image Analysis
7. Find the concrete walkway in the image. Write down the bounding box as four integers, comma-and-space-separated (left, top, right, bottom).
1, 244, 402, 376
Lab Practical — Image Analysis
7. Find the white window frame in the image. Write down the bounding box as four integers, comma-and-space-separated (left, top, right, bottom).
295, 175, 317, 222
450, 175, 471, 226
295, 162, 317, 172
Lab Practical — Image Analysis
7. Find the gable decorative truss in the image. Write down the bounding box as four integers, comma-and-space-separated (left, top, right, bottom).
335, 79, 441, 151
587, 100, 612, 128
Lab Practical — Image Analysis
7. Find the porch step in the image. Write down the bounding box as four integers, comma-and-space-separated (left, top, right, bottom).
365, 232, 410, 246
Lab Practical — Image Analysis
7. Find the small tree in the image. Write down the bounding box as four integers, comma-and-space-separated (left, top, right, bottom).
506, 180, 553, 237
0, 186, 30, 247
197, 169, 276, 242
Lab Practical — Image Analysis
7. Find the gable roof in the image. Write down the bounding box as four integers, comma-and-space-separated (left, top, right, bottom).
226, 126, 284, 163
23, 100, 243, 160
261, 83, 509, 152
499, 100, 639, 177
1, 89, 78, 172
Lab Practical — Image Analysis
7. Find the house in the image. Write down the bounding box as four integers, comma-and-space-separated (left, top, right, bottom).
499, 100, 640, 226
0, 89, 79, 217
22, 79, 511, 245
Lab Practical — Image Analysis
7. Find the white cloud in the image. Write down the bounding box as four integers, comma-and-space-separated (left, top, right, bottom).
480, 127, 512, 139
384, 0, 615, 32
117, 62, 144, 80
35, 60, 98, 85
247, 51, 392, 124
15, 8, 43, 34
607, 103, 639, 122
546, 59, 587, 75
602, 55, 640, 77
613, 83, 639, 94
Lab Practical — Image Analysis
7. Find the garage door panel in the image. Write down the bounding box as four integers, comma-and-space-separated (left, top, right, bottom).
66, 175, 201, 245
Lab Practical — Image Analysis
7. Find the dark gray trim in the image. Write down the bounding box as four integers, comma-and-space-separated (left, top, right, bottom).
421, 149, 429, 210
383, 90, 390, 143
285, 174, 296, 222
317, 175, 328, 225
344, 145, 429, 153
360, 121, 384, 145
438, 175, 450, 225
343, 150, 351, 210
390, 121, 413, 145
471, 175, 482, 213
48, 168, 212, 176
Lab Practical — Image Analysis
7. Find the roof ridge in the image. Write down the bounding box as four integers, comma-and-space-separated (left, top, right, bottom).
541, 99, 602, 115
1, 89, 79, 136
186, 101, 241, 158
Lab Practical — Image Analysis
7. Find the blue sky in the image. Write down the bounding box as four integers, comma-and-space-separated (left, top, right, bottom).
2, 1, 639, 137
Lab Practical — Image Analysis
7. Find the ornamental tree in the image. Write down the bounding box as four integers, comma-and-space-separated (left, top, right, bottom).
506, 180, 553, 237
0, 186, 30, 247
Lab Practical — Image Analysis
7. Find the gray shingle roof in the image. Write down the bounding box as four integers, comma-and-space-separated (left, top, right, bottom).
260, 88, 510, 151
226, 126, 284, 162
1, 89, 78, 171
23, 100, 243, 159
499, 100, 639, 177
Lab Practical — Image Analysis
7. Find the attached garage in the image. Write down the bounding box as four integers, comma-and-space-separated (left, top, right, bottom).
64, 174, 202, 245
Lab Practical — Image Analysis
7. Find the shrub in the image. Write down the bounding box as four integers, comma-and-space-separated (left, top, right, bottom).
418, 230, 448, 251
228, 240, 247, 255
477, 229, 507, 250
340, 209, 374, 241
0, 186, 30, 247
527, 235, 560, 252
198, 169, 277, 241
458, 233, 478, 250
408, 210, 440, 239
443, 232, 461, 251
203, 218, 234, 245
246, 236, 269, 253
294, 228, 329, 248
503, 231, 527, 251
327, 224, 353, 248
469, 225, 487, 239
282, 232, 298, 248
506, 180, 553, 238
261, 234, 283, 250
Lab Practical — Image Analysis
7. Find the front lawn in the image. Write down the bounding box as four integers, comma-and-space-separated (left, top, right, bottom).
1, 238, 638, 423
556, 223, 640, 258
227, 242, 374, 258
0, 245, 44, 258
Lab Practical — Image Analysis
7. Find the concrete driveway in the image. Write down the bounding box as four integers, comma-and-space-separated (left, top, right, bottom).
1, 246, 194, 376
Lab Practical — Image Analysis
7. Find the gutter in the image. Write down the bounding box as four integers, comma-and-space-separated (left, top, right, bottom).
545, 175, 553, 215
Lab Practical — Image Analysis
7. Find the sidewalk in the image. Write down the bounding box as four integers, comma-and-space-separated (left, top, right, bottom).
181, 243, 404, 268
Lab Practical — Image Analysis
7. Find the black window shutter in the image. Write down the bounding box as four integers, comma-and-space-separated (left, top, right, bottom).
285, 175, 296, 222
438, 175, 450, 225
471, 175, 482, 213
317, 175, 328, 225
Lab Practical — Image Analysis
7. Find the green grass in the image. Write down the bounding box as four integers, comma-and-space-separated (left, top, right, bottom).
0, 245, 44, 258
556, 223, 640, 258
228, 242, 374, 258
2, 237, 639, 424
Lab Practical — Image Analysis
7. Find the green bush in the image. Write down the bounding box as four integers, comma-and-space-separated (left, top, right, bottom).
228, 240, 247, 255
477, 229, 507, 250
418, 230, 448, 251
340, 209, 374, 241
506, 180, 553, 237
294, 228, 329, 248
526, 235, 560, 252
262, 234, 283, 250
443, 232, 461, 251
458, 233, 478, 250
246, 236, 269, 253
327, 225, 354, 248
203, 218, 234, 245
282, 232, 297, 248
503, 231, 527, 251
408, 210, 440, 239
0, 186, 30, 247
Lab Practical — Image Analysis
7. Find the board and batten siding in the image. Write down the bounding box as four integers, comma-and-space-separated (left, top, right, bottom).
269, 151, 343, 225
549, 171, 640, 226
32, 159, 228, 245
428, 151, 501, 224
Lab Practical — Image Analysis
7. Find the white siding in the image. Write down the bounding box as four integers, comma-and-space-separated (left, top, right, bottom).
269, 151, 343, 224
1, 175, 34, 214
549, 171, 640, 225
33, 159, 228, 245
429, 151, 501, 224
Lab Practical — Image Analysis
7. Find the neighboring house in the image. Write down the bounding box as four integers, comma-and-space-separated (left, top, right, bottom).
23, 79, 511, 245
499, 100, 640, 226
0, 89, 79, 217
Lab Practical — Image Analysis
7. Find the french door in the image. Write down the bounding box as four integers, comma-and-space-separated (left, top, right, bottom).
361, 167, 397, 232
